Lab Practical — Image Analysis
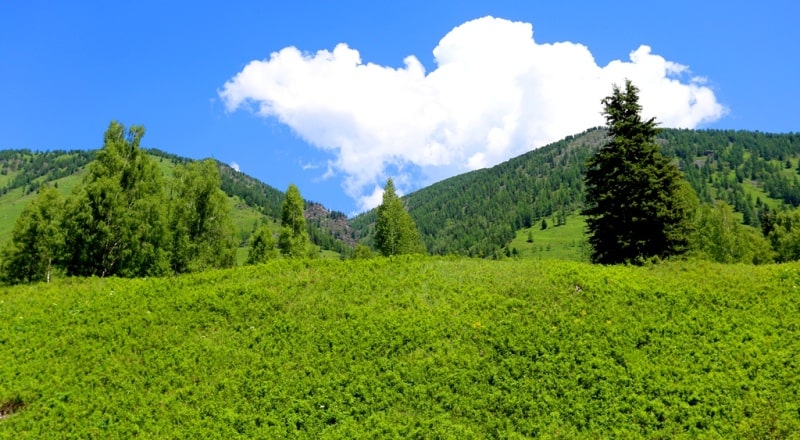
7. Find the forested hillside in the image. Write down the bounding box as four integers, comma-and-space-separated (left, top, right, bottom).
3, 128, 800, 262
0, 148, 353, 260
352, 129, 800, 257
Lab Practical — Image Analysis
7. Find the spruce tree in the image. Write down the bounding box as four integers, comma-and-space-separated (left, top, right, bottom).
374, 178, 425, 256
583, 80, 694, 264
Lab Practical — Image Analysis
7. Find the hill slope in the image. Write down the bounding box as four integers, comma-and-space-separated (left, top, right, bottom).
0, 149, 354, 259
1, 257, 798, 437
352, 128, 800, 257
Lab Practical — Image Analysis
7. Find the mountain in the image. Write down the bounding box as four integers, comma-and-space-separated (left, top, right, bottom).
351, 128, 800, 257
0, 148, 354, 260
4, 128, 800, 261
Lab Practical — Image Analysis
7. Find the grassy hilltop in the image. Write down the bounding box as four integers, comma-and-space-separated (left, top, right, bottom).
1, 257, 798, 438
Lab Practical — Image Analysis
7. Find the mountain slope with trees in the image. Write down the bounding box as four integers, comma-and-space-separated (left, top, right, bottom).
3, 126, 800, 263
0, 140, 355, 269
352, 128, 800, 258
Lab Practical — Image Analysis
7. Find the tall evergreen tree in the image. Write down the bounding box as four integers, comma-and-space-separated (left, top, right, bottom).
583, 80, 694, 264
374, 178, 425, 256
62, 121, 170, 277
278, 184, 309, 258
168, 159, 237, 272
1, 185, 64, 284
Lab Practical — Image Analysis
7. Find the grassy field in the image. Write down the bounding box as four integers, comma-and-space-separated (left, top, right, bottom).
1, 257, 798, 438
508, 215, 589, 262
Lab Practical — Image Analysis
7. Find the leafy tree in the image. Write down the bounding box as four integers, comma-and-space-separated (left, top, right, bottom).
168, 159, 237, 272
767, 208, 800, 262
374, 178, 425, 256
353, 244, 374, 259
247, 224, 278, 264
583, 80, 694, 264
1, 186, 64, 284
693, 201, 773, 264
62, 121, 170, 277
278, 184, 309, 258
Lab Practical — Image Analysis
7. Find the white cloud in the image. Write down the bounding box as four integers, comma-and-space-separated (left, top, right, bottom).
300, 161, 320, 171
358, 185, 386, 213
230, 161, 241, 172
219, 16, 727, 211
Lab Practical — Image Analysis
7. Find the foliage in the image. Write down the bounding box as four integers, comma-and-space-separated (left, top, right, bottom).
246, 224, 278, 264
766, 208, 800, 262
1, 257, 799, 437
0, 186, 64, 284
4, 127, 800, 265
61, 121, 171, 277
350, 127, 800, 259
374, 179, 425, 256
0, 124, 250, 284
352, 129, 602, 257
584, 81, 694, 264
168, 159, 237, 273
0, 149, 95, 196
278, 184, 309, 258
352, 244, 374, 259
215, 160, 284, 218
692, 201, 774, 264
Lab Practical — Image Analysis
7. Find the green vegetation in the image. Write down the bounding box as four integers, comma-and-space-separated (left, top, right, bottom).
61, 122, 172, 277
4, 125, 800, 263
0, 186, 64, 284
508, 214, 588, 261
351, 129, 601, 257
351, 128, 800, 260
1, 257, 798, 437
279, 184, 311, 258
374, 178, 425, 256
1, 112, 800, 437
0, 148, 354, 268
584, 80, 694, 264
0, 122, 241, 283
692, 201, 773, 264
246, 224, 278, 264
0, 126, 360, 284
168, 159, 237, 273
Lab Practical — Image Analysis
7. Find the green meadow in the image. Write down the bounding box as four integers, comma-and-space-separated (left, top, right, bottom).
1, 257, 798, 438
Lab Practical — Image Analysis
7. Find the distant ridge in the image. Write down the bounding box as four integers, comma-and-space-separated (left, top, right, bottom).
351, 128, 800, 257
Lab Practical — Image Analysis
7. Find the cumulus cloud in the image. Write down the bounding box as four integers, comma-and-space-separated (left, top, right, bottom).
219, 16, 727, 211
230, 161, 241, 172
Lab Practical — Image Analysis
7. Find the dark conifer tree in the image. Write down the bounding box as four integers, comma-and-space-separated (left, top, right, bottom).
583, 80, 694, 264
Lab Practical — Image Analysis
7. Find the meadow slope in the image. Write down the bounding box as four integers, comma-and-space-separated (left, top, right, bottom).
1, 258, 798, 438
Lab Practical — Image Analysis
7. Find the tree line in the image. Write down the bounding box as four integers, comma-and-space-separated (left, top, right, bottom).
0, 122, 237, 283
0, 122, 358, 284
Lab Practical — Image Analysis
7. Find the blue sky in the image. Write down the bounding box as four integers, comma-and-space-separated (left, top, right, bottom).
1, 1, 797, 215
